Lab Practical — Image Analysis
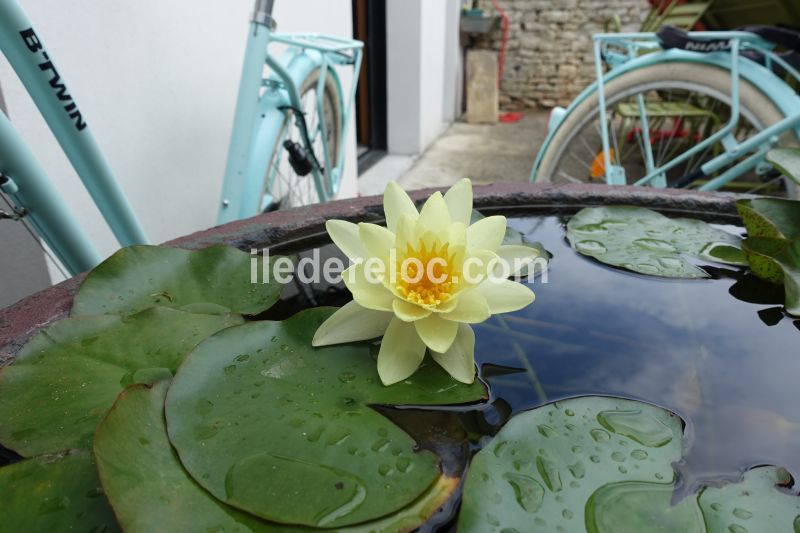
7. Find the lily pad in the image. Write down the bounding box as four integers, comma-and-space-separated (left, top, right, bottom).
767, 147, 800, 186
566, 206, 745, 278
72, 245, 282, 316
0, 307, 242, 456
0, 450, 119, 532
736, 198, 800, 240
699, 466, 800, 533
742, 237, 800, 316
165, 307, 485, 528
460, 397, 800, 532
459, 397, 683, 532
95, 381, 460, 532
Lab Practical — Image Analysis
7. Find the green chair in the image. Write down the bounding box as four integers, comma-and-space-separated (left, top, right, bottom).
641, 1, 713, 32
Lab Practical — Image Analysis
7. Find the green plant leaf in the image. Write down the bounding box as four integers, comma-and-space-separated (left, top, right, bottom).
767, 148, 800, 186
741, 237, 788, 284
95, 381, 280, 532
459, 397, 684, 531
736, 198, 800, 240
459, 397, 800, 532
95, 381, 460, 533
0, 450, 119, 532
742, 237, 800, 316
566, 206, 745, 278
72, 245, 282, 316
699, 466, 800, 532
165, 307, 485, 528
0, 307, 242, 456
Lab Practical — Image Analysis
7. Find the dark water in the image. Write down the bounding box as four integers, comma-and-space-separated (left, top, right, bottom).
270, 215, 800, 501
476, 216, 800, 491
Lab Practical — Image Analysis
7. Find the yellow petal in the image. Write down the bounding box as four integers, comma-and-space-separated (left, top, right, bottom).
467, 215, 507, 252
417, 192, 451, 236
458, 249, 498, 288
415, 314, 459, 353
325, 220, 366, 261
343, 263, 394, 311
384, 181, 418, 233
377, 318, 427, 385
393, 298, 432, 322
475, 278, 535, 314
441, 290, 491, 323
431, 323, 476, 384
395, 213, 416, 251
493, 245, 541, 277
443, 179, 473, 226
312, 301, 393, 346
359, 222, 396, 261
447, 222, 467, 249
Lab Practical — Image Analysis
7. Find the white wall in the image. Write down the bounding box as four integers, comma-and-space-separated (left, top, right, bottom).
386, 0, 461, 155
0, 0, 357, 283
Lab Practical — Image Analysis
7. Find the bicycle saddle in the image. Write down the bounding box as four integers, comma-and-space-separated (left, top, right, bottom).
657, 24, 800, 75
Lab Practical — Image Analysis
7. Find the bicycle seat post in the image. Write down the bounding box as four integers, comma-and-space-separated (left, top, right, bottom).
252, 0, 275, 27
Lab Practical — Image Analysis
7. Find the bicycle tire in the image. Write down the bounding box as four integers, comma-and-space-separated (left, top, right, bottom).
536, 61, 799, 198
261, 68, 342, 210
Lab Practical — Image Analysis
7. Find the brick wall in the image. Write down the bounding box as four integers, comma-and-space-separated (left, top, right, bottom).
473, 0, 650, 108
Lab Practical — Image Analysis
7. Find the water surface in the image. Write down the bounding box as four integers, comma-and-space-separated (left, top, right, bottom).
276, 214, 800, 496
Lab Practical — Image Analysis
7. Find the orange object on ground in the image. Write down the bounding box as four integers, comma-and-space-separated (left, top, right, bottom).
499, 112, 523, 123
590, 149, 615, 179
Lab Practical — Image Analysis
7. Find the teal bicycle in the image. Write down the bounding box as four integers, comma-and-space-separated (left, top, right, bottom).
0, 0, 362, 275
531, 26, 800, 198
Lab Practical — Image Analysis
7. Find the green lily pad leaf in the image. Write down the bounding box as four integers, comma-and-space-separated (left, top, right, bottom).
699, 466, 800, 532
736, 198, 800, 240
95, 381, 460, 533
72, 244, 281, 316
586, 480, 705, 532
0, 307, 242, 456
165, 307, 485, 528
767, 147, 800, 185
742, 237, 800, 316
460, 397, 800, 532
0, 450, 119, 532
741, 237, 788, 284
95, 381, 279, 532
459, 397, 684, 532
566, 206, 745, 278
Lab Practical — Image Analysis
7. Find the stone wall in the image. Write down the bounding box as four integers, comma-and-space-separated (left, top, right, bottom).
473, 0, 650, 108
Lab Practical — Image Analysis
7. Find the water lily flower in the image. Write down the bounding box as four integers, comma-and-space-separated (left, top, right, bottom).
312, 179, 538, 385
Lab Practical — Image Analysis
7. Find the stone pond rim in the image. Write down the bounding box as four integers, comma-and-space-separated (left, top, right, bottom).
0, 183, 742, 364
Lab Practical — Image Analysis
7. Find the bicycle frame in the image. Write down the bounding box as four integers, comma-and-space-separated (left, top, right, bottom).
0, 0, 149, 274
216, 1, 363, 224
0, 0, 362, 276
531, 31, 800, 189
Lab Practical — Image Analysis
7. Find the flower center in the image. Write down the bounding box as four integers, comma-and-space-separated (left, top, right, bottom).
395, 240, 459, 307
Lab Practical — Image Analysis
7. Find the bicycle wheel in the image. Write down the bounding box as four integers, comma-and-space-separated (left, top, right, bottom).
537, 62, 799, 198
262, 69, 342, 210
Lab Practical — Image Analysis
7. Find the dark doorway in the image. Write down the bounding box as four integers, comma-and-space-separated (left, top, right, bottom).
352, 0, 387, 173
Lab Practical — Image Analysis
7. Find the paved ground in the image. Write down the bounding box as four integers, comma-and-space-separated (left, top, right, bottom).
359, 110, 548, 195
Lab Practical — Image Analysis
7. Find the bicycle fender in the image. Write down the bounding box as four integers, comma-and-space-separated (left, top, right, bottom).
530, 49, 800, 182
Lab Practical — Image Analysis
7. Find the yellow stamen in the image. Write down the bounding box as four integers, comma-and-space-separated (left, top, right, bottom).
395, 240, 459, 307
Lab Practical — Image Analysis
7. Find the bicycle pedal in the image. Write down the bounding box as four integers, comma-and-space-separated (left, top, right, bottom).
283, 140, 313, 177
